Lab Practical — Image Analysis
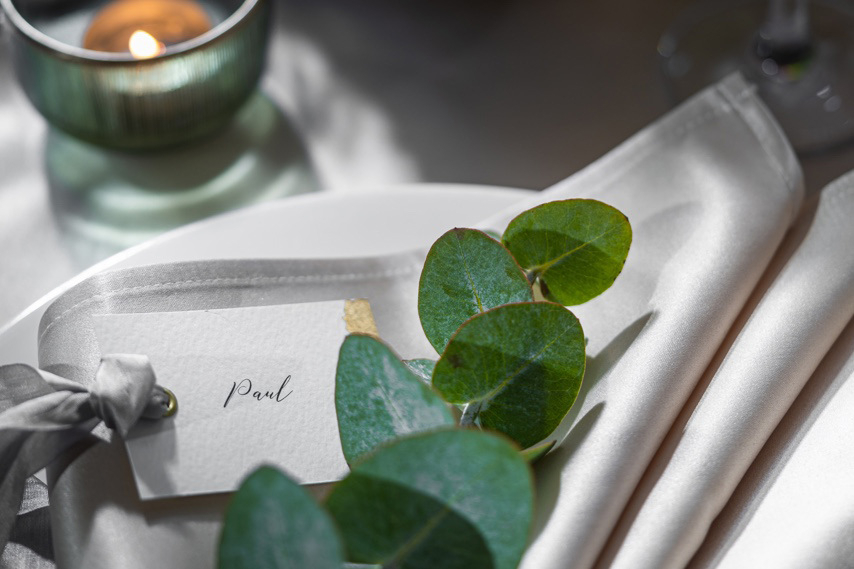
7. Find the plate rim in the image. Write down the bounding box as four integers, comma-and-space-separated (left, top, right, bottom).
0, 183, 532, 341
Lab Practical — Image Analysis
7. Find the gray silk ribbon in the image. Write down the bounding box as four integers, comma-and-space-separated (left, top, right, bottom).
0, 355, 171, 552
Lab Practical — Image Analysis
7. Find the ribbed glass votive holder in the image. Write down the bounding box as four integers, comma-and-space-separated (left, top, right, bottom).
1, 0, 270, 150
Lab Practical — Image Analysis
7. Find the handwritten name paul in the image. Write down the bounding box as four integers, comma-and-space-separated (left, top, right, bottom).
223, 376, 293, 408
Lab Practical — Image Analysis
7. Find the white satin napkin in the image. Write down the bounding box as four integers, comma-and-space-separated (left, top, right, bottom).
594, 170, 854, 569
34, 73, 805, 569
687, 173, 854, 569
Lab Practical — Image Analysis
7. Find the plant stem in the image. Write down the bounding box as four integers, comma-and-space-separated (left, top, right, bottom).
459, 402, 482, 427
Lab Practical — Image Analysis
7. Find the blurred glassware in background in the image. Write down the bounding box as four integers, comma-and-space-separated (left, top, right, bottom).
659, 0, 854, 154
45, 93, 319, 265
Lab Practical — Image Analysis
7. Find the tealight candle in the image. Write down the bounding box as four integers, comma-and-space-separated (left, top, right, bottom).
1, 0, 270, 149
83, 0, 213, 55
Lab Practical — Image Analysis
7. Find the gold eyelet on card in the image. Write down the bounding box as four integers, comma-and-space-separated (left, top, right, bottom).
163, 388, 178, 417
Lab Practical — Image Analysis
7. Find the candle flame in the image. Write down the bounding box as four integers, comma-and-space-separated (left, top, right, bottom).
128, 30, 164, 59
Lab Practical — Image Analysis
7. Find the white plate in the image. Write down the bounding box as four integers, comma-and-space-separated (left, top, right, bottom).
0, 184, 531, 367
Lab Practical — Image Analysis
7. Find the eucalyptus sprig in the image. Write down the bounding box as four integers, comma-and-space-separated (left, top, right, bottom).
219, 198, 631, 569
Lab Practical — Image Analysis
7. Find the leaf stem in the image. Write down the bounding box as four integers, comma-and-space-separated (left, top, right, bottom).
459, 401, 482, 427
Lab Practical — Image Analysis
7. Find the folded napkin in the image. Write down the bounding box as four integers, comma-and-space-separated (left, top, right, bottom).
594, 171, 854, 569
30, 73, 804, 569
511, 74, 802, 569
688, 174, 854, 569
710, 353, 854, 569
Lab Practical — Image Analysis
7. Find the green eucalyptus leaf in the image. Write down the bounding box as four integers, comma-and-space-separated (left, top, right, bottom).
521, 440, 556, 464
219, 466, 343, 569
336, 335, 455, 465
502, 199, 632, 306
433, 302, 585, 448
326, 429, 533, 569
404, 358, 436, 385
419, 228, 533, 353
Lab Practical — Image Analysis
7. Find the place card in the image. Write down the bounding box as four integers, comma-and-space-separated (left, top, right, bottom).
93, 300, 377, 500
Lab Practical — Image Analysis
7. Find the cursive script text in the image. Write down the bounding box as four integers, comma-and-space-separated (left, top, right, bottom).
223, 376, 293, 408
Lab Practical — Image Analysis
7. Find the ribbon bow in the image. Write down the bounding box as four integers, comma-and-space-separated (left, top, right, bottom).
0, 354, 173, 551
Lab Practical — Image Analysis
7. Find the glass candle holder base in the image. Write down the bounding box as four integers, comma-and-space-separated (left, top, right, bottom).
46, 93, 319, 264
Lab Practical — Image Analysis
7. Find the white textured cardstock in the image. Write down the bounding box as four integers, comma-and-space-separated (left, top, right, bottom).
93, 301, 356, 500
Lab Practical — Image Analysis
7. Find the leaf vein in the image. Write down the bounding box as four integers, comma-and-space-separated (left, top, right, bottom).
455, 233, 485, 313
476, 323, 575, 404
534, 224, 622, 274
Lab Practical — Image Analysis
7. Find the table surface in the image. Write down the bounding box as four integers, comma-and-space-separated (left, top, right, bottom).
2, 0, 853, 329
